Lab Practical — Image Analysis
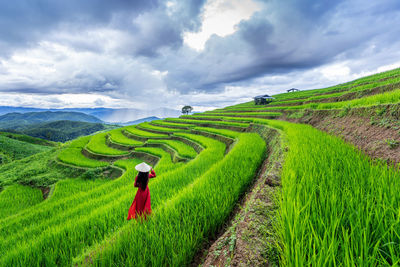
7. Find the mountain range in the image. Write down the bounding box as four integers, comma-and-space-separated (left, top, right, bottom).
0, 106, 181, 123
0, 111, 103, 130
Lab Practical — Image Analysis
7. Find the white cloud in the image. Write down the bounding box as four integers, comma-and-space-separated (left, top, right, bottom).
183, 0, 261, 50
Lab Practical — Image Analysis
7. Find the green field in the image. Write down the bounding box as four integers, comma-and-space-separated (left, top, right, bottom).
1, 68, 400, 265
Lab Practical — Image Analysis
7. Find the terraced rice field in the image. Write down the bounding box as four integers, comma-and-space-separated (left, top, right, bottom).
1, 67, 400, 265
0, 107, 267, 266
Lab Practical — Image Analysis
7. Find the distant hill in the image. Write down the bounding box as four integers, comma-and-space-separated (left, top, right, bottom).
0, 111, 103, 130
117, 116, 161, 126
6, 120, 108, 142
0, 106, 181, 123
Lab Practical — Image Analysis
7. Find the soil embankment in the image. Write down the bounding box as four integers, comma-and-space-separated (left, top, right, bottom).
283, 104, 400, 165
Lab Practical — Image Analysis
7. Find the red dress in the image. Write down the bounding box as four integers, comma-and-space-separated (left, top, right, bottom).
127, 170, 156, 220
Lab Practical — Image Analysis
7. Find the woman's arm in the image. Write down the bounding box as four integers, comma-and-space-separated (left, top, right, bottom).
149, 169, 156, 178
134, 175, 139, 187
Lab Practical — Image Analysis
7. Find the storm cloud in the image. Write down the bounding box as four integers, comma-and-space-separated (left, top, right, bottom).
0, 0, 399, 110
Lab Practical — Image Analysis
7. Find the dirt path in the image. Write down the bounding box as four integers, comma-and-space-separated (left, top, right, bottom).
196, 125, 283, 267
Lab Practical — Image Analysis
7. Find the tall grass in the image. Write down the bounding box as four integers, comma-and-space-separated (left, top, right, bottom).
0, 184, 43, 218
256, 119, 400, 265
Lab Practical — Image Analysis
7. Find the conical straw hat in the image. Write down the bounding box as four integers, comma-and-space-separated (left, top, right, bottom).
135, 162, 151, 172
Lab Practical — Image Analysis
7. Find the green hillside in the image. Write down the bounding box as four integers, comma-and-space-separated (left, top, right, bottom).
17, 120, 108, 142
0, 68, 400, 265
0, 133, 55, 164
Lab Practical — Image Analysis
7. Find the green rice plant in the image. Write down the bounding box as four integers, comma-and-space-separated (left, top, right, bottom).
138, 122, 189, 133
86, 133, 129, 156
135, 147, 185, 174
165, 118, 249, 128
108, 129, 143, 146
50, 178, 110, 201
146, 139, 197, 159
198, 112, 282, 117
57, 136, 109, 168
58, 148, 109, 168
317, 89, 400, 109
68, 136, 92, 148
255, 119, 400, 266
193, 127, 240, 138
286, 110, 306, 119
0, 184, 43, 219
0, 135, 226, 266
259, 89, 400, 112
221, 116, 257, 123
180, 115, 223, 120
75, 133, 266, 266
124, 126, 169, 138
151, 120, 194, 128
385, 138, 399, 149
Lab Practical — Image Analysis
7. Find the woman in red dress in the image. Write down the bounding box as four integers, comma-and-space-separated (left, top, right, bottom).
127, 162, 156, 220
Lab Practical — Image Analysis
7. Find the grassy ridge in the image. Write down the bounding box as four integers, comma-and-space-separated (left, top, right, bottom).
146, 139, 198, 159
57, 136, 109, 168
0, 135, 53, 164
165, 118, 249, 128
108, 129, 143, 146
125, 126, 168, 138
193, 127, 240, 138
138, 122, 190, 133
197, 112, 283, 117
151, 120, 194, 128
86, 133, 129, 156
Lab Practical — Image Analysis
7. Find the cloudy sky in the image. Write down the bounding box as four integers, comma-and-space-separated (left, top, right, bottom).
0, 0, 400, 112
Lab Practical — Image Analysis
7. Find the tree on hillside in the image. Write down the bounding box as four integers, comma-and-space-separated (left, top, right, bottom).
181, 105, 193, 115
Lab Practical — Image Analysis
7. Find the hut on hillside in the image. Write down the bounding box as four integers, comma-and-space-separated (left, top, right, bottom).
254, 94, 275, 105
287, 88, 300, 93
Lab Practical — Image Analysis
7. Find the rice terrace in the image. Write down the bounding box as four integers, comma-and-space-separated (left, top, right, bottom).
0, 67, 399, 266
1, 1, 400, 266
